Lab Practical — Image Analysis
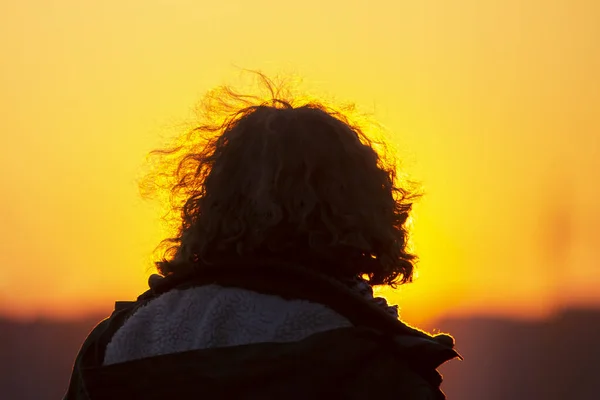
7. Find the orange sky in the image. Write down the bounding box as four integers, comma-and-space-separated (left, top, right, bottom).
1, 0, 599, 326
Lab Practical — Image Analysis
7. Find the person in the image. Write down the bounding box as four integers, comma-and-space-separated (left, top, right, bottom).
64, 74, 459, 399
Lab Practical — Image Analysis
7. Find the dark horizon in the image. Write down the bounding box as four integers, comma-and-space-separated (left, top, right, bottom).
1, 306, 599, 400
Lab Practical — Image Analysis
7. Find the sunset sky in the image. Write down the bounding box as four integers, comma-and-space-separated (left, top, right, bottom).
1, 0, 598, 326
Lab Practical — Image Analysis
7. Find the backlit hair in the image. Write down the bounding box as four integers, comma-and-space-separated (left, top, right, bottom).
143, 74, 419, 286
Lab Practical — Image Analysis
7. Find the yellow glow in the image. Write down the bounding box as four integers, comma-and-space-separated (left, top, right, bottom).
1, 0, 599, 325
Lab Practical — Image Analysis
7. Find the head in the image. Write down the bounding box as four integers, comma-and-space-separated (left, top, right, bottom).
147, 78, 418, 286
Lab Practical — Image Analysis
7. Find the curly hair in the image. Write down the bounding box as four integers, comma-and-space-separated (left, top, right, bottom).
144, 75, 419, 286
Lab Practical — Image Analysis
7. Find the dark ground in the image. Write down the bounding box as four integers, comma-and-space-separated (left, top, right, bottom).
1, 308, 598, 399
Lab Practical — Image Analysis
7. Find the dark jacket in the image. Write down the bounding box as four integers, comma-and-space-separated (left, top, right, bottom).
64, 260, 459, 399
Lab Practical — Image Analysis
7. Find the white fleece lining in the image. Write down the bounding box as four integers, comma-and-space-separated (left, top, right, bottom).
103, 285, 352, 365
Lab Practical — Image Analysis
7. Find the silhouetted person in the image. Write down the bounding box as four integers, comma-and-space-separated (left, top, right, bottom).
64, 75, 459, 399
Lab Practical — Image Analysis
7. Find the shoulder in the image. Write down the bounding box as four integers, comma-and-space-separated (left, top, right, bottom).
103, 285, 352, 365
